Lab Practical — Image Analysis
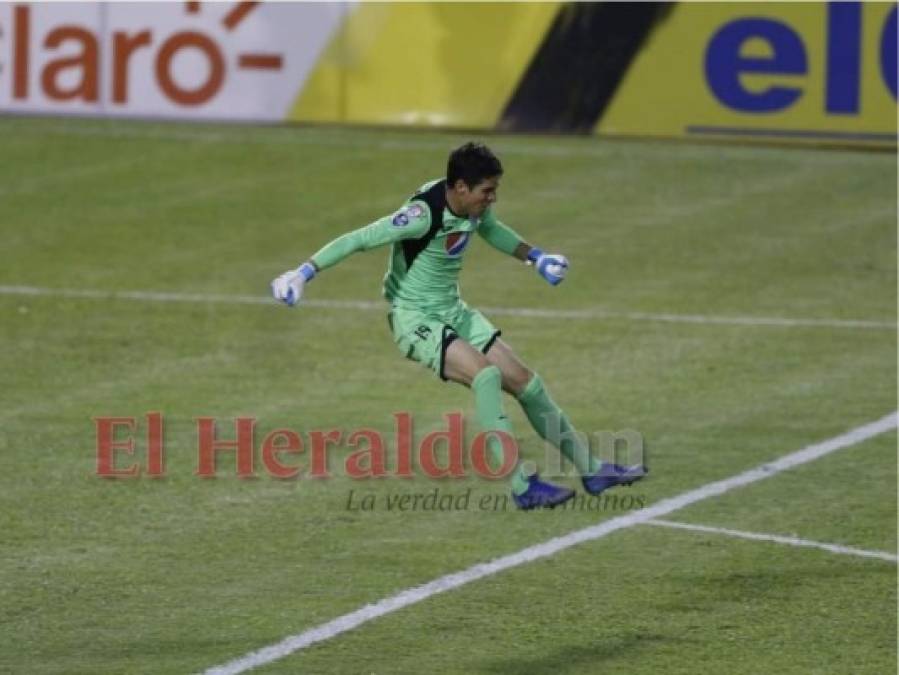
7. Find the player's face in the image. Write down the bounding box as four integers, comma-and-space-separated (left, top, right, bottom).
457, 176, 499, 218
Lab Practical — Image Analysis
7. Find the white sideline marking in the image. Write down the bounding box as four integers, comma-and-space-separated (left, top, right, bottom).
645, 519, 898, 563
1, 285, 895, 330
201, 412, 898, 675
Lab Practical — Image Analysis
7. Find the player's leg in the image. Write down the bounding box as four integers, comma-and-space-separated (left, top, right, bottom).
485, 338, 601, 476
387, 307, 524, 487
443, 338, 529, 494
443, 338, 574, 508
441, 335, 491, 385
486, 337, 646, 494
389, 305, 574, 508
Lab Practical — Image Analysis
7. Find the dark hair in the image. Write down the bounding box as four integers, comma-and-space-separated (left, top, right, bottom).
447, 142, 503, 189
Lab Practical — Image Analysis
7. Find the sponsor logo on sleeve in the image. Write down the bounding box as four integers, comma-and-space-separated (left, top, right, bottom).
391, 202, 427, 227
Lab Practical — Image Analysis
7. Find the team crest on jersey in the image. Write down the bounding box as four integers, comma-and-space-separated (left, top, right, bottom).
444, 231, 470, 257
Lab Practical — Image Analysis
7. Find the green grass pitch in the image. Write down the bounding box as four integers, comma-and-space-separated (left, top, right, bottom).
0, 117, 895, 674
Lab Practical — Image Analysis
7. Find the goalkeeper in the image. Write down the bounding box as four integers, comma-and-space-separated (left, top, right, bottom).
271, 142, 645, 509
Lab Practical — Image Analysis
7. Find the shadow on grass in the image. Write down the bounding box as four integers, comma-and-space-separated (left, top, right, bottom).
481, 632, 690, 675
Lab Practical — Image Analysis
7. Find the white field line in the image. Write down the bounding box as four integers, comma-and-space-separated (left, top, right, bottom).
1, 285, 895, 331
201, 412, 898, 675
645, 519, 898, 563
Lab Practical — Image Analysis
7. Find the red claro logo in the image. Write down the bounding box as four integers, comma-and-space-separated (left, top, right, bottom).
9, 1, 283, 106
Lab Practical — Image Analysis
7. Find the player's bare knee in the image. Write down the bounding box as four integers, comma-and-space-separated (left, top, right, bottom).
503, 366, 533, 397
471, 356, 494, 380
445, 341, 492, 386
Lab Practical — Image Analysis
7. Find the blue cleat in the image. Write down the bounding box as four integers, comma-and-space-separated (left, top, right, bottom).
513, 475, 576, 510
582, 463, 647, 496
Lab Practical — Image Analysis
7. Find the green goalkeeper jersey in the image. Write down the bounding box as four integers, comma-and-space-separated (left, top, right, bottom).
310, 178, 524, 314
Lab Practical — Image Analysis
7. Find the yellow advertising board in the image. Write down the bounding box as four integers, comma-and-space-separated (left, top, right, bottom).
598, 2, 897, 146
290, 2, 561, 128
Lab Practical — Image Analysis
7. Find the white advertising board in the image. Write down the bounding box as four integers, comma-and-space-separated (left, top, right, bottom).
0, 2, 347, 120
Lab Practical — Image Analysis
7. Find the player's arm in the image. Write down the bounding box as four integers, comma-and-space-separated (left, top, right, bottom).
271, 202, 430, 306
478, 208, 569, 286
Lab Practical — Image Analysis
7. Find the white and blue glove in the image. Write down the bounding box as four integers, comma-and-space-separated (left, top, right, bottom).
271, 262, 316, 307
527, 248, 569, 286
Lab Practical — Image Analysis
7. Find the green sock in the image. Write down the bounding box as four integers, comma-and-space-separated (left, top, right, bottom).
471, 366, 532, 495
516, 373, 601, 476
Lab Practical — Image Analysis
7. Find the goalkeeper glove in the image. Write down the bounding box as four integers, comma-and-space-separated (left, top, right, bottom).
271, 262, 316, 307
527, 247, 568, 286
